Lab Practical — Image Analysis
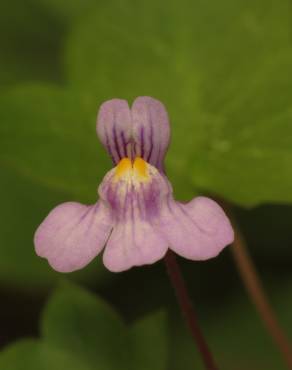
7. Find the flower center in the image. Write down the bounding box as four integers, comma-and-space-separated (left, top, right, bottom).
98, 155, 171, 222
114, 157, 150, 182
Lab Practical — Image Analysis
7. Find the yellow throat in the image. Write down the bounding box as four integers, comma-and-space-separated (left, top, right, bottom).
114, 157, 150, 182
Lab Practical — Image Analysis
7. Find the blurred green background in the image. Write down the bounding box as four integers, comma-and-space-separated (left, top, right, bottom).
0, 0, 292, 369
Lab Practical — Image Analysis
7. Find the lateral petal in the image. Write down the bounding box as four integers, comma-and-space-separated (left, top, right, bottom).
34, 201, 113, 272
160, 196, 234, 260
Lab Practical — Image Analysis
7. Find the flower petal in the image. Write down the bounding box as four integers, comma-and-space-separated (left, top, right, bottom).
131, 97, 170, 171
97, 99, 133, 164
99, 159, 169, 272
159, 196, 234, 260
96, 97, 170, 170
103, 220, 168, 272
34, 201, 113, 272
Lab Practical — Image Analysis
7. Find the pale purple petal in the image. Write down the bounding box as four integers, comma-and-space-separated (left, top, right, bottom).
34, 201, 113, 272
103, 220, 168, 272
131, 97, 170, 171
97, 99, 133, 164
96, 97, 170, 170
99, 160, 169, 272
159, 196, 234, 260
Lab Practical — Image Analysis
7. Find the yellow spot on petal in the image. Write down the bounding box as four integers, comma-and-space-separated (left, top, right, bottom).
115, 157, 132, 179
114, 157, 150, 183
133, 157, 149, 180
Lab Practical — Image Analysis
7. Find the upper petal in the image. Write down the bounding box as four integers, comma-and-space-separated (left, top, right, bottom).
34, 201, 113, 272
159, 196, 234, 260
131, 97, 170, 171
97, 99, 133, 164
96, 97, 170, 170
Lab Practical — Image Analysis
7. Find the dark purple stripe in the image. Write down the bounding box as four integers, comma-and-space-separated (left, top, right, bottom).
166, 196, 174, 214
106, 184, 120, 221
84, 203, 100, 234
130, 184, 135, 222
140, 127, 144, 158
133, 141, 137, 160
147, 123, 154, 162
113, 125, 121, 161
156, 145, 161, 169
131, 141, 135, 159
64, 203, 99, 238
120, 131, 127, 158
123, 183, 131, 220
76, 206, 92, 225
105, 132, 116, 164
130, 185, 137, 248
136, 186, 145, 220
142, 179, 161, 219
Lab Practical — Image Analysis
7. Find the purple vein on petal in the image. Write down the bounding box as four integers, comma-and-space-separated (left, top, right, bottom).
49, 204, 91, 237
147, 123, 154, 163
136, 185, 145, 221
140, 127, 144, 158
85, 203, 100, 234
165, 199, 198, 238
105, 132, 116, 164
121, 131, 127, 158
112, 125, 122, 161
63, 205, 97, 245
123, 182, 131, 221
176, 202, 210, 235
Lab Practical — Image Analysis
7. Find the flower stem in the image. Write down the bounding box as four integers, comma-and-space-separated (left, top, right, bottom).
221, 200, 292, 370
164, 250, 218, 370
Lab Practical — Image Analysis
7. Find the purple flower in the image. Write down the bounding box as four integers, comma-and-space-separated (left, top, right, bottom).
34, 97, 234, 272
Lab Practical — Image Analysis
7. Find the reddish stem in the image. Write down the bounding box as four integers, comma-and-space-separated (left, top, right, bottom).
220, 199, 292, 370
164, 250, 218, 370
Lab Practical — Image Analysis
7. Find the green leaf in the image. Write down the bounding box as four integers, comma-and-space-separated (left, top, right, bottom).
0, 339, 91, 370
42, 282, 125, 370
41, 282, 167, 370
0, 0, 63, 89
128, 311, 168, 370
64, 0, 292, 206
0, 283, 167, 370
0, 84, 111, 202
37, 0, 98, 25
189, 108, 292, 205
0, 166, 60, 287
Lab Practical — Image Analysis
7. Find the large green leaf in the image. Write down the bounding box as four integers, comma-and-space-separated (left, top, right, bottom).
0, 0, 63, 89
0, 283, 167, 370
128, 311, 168, 370
0, 340, 91, 370
41, 282, 168, 370
42, 282, 125, 370
37, 0, 98, 25
63, 0, 292, 206
1, 279, 291, 370
0, 84, 110, 202
3, 0, 292, 205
